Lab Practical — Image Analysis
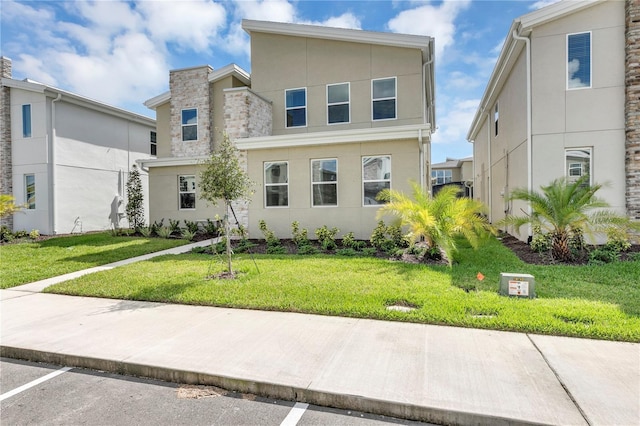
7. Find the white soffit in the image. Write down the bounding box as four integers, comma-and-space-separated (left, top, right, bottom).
138, 156, 209, 168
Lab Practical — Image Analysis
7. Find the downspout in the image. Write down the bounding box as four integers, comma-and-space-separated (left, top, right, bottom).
487, 112, 492, 223
512, 29, 532, 237
50, 93, 62, 234
418, 129, 424, 189
421, 47, 435, 191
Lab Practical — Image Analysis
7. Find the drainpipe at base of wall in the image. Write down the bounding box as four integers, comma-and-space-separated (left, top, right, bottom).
50, 93, 62, 235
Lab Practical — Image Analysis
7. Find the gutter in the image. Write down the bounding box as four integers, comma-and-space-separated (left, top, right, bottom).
512, 29, 533, 236
50, 93, 62, 234
421, 43, 435, 191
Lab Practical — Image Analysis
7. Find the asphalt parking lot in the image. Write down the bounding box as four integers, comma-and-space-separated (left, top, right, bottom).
1, 358, 429, 425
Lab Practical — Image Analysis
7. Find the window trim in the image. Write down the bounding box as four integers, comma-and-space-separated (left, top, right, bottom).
311, 158, 338, 208
22, 104, 32, 138
431, 169, 453, 185
566, 31, 592, 91
285, 87, 307, 128
362, 155, 391, 207
371, 77, 397, 121
494, 102, 499, 137
565, 147, 592, 185
150, 131, 157, 156
181, 108, 198, 141
25, 174, 35, 210
326, 82, 350, 125
264, 161, 289, 208
178, 175, 196, 210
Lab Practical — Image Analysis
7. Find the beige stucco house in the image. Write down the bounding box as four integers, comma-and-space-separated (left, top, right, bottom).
0, 57, 156, 235
431, 156, 473, 197
467, 0, 640, 241
142, 20, 435, 239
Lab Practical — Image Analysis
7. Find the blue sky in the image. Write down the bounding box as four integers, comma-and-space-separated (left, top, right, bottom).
0, 0, 558, 163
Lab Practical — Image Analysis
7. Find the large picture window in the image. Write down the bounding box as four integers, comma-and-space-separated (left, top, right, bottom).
178, 175, 196, 209
431, 170, 453, 185
25, 174, 35, 209
22, 104, 32, 138
265, 162, 289, 207
362, 156, 391, 205
372, 77, 396, 120
312, 159, 337, 207
567, 32, 591, 89
285, 88, 306, 128
181, 109, 198, 141
327, 83, 350, 125
565, 148, 591, 184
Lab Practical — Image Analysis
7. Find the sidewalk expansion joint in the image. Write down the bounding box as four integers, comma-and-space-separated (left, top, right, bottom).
526, 334, 592, 426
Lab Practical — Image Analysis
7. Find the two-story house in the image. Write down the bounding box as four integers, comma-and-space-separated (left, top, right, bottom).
142, 19, 435, 239
1, 57, 156, 235
431, 156, 473, 197
467, 0, 640, 241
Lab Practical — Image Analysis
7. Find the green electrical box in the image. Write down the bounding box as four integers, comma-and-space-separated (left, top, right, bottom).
499, 273, 535, 298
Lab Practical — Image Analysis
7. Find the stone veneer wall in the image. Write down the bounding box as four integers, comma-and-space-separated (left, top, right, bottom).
626, 0, 640, 224
1, 57, 12, 229
223, 88, 273, 231
169, 66, 213, 157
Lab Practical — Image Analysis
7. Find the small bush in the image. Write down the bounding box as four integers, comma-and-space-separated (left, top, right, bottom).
335, 248, 358, 256
204, 218, 221, 236
168, 219, 181, 234
29, 229, 40, 240
266, 245, 287, 254
361, 247, 377, 257
184, 220, 199, 234
181, 228, 195, 241
530, 226, 551, 253
139, 227, 152, 238
605, 228, 632, 253
315, 225, 339, 251
1, 226, 14, 243
234, 238, 256, 253
291, 221, 311, 247
588, 247, 620, 265
259, 220, 283, 252
150, 218, 164, 236
370, 221, 387, 250
156, 226, 172, 239
297, 245, 319, 255
341, 232, 356, 248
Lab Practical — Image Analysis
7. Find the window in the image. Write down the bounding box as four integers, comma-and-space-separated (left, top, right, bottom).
494, 102, 499, 136
327, 83, 350, 124
265, 162, 288, 207
431, 170, 453, 185
312, 159, 337, 207
181, 109, 197, 141
178, 175, 196, 209
372, 77, 396, 120
567, 32, 591, 89
285, 88, 306, 127
362, 156, 391, 205
150, 131, 157, 156
565, 148, 591, 184
22, 104, 31, 138
25, 174, 35, 209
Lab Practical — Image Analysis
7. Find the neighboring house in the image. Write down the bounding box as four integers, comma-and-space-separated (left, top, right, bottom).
467, 0, 640, 241
431, 156, 473, 197
142, 20, 435, 239
0, 57, 156, 235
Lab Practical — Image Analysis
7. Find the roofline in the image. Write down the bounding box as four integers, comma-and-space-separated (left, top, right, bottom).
2, 77, 155, 126
242, 19, 434, 62
143, 63, 251, 110
466, 0, 603, 142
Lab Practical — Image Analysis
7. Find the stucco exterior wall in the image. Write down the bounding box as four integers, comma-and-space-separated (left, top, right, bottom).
155, 102, 171, 158
250, 33, 424, 136
245, 139, 420, 240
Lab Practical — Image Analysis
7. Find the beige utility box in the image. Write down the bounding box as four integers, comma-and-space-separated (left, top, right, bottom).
499, 273, 535, 298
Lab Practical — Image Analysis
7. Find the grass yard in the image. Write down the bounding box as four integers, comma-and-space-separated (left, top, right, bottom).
46, 237, 640, 342
0, 232, 189, 288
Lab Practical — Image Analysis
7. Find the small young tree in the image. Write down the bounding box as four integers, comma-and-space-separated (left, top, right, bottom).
126, 164, 145, 230
1, 194, 22, 219
199, 134, 254, 276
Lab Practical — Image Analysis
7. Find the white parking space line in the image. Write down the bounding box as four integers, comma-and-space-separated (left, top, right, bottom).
280, 402, 309, 426
1, 366, 72, 402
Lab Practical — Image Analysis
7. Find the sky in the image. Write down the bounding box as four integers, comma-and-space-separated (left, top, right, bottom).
0, 0, 559, 163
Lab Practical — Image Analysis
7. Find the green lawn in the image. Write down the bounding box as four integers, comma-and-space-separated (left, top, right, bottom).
45, 237, 640, 342
0, 232, 189, 288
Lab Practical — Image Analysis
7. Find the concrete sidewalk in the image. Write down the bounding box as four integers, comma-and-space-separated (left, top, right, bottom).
1, 239, 638, 425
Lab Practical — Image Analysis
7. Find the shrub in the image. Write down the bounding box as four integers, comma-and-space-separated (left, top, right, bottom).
1, 226, 14, 243
588, 247, 620, 265
361, 247, 377, 257
530, 225, 551, 253
156, 226, 172, 239
259, 220, 283, 252
335, 248, 358, 256
204, 217, 221, 236
139, 227, 152, 238
370, 221, 387, 250
291, 221, 311, 247
266, 245, 287, 254
297, 245, 319, 255
184, 220, 199, 234
150, 219, 164, 236
315, 225, 339, 251
234, 238, 256, 253
181, 228, 195, 241
168, 219, 181, 234
29, 229, 40, 240
605, 228, 632, 253
341, 232, 356, 248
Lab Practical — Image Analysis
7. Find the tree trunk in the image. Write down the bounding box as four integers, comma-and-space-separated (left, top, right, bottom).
225, 201, 232, 275
551, 231, 572, 262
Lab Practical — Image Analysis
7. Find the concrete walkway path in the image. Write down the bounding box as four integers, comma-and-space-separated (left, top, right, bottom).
1, 239, 638, 425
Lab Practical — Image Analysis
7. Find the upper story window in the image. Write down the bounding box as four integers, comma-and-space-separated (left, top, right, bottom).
327, 83, 350, 125
372, 77, 396, 121
178, 175, 196, 209
265, 161, 289, 207
25, 174, 35, 209
494, 102, 499, 136
311, 159, 337, 207
285, 88, 306, 128
150, 131, 157, 156
22, 104, 32, 138
363, 156, 391, 205
431, 170, 453, 185
181, 109, 198, 141
567, 32, 591, 89
565, 148, 591, 185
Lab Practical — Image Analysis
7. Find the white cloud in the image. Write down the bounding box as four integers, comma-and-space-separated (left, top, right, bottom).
386, 0, 471, 58
301, 12, 362, 30
432, 98, 479, 146
445, 71, 482, 90
530, 0, 562, 10
232, 0, 296, 22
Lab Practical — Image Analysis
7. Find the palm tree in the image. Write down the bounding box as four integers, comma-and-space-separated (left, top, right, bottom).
377, 182, 495, 266
500, 176, 639, 262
